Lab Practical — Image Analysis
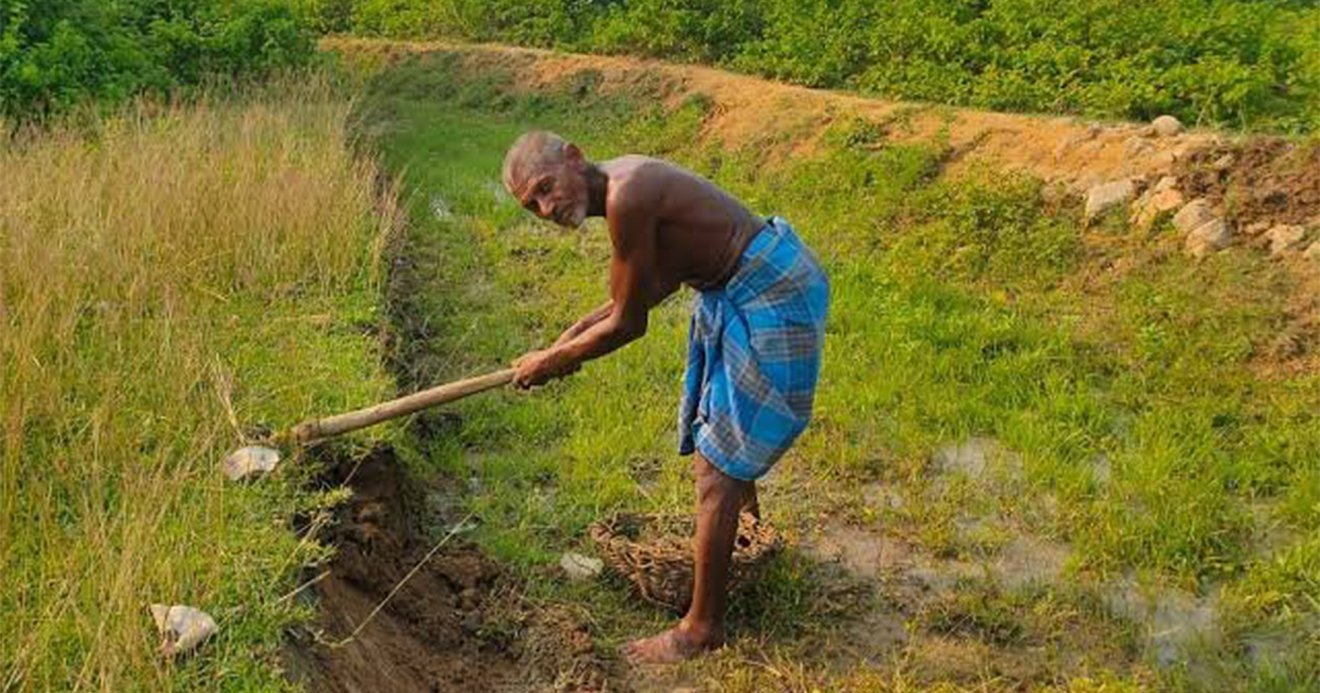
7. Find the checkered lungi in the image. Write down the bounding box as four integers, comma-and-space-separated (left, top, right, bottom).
678, 216, 829, 481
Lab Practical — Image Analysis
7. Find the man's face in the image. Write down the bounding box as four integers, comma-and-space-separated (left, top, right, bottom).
512, 151, 589, 228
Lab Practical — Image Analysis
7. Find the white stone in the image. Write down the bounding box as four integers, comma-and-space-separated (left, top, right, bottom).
150, 604, 217, 657
222, 445, 281, 482
429, 195, 453, 220
1152, 115, 1184, 137
1131, 177, 1185, 230
1245, 220, 1272, 236
1185, 219, 1233, 258
1264, 225, 1307, 256
559, 552, 603, 581
1173, 199, 1218, 234
1085, 179, 1136, 222
1153, 175, 1179, 193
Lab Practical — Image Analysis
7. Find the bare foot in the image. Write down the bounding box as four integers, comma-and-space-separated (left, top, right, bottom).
623, 623, 723, 664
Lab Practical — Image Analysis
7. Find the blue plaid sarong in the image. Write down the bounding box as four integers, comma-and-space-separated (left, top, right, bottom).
678, 217, 829, 481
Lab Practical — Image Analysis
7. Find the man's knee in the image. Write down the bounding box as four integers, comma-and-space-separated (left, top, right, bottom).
692, 453, 749, 504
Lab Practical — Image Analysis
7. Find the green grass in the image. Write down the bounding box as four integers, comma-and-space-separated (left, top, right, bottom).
1, 78, 395, 690
351, 50, 1320, 689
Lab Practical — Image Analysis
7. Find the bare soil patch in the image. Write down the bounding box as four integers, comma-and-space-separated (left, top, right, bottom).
1179, 138, 1320, 229
285, 447, 610, 692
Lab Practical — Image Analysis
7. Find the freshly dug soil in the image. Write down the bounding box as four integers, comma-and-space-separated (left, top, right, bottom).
285, 447, 609, 692
1178, 138, 1320, 228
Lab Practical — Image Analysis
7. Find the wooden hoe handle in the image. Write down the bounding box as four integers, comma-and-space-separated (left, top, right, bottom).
286, 368, 516, 443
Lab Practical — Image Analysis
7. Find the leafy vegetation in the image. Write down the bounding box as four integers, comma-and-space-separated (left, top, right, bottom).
0, 0, 319, 121
345, 49, 1320, 689
0, 77, 394, 689
338, 0, 1320, 132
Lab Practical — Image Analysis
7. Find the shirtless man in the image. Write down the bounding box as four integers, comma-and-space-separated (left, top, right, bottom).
503, 131, 829, 663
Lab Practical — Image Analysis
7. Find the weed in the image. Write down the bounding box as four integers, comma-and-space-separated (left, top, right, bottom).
0, 76, 395, 689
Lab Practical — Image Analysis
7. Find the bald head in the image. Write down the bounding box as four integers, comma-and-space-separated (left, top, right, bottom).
502, 131, 595, 227
503, 131, 578, 193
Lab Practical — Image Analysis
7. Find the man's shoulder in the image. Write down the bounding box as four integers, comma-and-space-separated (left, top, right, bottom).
604, 157, 675, 214
604, 155, 677, 185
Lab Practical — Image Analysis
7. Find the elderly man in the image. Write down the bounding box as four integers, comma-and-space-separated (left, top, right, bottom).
503, 131, 829, 663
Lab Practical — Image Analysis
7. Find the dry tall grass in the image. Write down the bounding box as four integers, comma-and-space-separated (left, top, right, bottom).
0, 79, 395, 690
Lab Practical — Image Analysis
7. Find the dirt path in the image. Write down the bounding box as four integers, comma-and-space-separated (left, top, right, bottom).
330, 37, 1224, 193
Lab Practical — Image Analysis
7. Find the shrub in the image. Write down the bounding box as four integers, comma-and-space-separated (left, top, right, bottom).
0, 0, 317, 122
330, 0, 1320, 133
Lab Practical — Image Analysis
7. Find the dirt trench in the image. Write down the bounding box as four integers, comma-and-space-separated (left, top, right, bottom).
283, 447, 609, 692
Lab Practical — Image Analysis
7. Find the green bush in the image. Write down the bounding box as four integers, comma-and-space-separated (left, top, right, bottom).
331, 0, 1320, 133
0, 0, 317, 121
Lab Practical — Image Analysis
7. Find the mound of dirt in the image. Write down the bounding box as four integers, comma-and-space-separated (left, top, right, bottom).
327, 37, 1218, 191
285, 448, 609, 692
1179, 138, 1320, 229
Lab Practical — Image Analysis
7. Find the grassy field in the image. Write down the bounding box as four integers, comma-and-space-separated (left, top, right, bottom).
0, 80, 396, 690
347, 49, 1320, 690
4, 39, 1316, 689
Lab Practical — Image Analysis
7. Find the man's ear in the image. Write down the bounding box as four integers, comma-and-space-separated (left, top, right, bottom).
564, 142, 585, 167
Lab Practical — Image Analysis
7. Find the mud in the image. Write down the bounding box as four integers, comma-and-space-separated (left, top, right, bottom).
285, 447, 610, 692
804, 517, 1143, 687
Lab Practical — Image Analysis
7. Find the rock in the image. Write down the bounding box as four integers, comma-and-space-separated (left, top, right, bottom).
559, 552, 603, 581
1185, 218, 1233, 258
1170, 143, 1196, 162
150, 604, 217, 658
1131, 176, 1185, 230
1151, 115, 1184, 137
1150, 150, 1178, 170
1124, 136, 1155, 156
1172, 199, 1217, 234
1305, 242, 1320, 262
221, 445, 281, 482
1264, 225, 1307, 256
1085, 179, 1136, 222
1245, 220, 1272, 237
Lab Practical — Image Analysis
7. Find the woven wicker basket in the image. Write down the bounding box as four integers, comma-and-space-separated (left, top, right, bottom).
588, 511, 782, 614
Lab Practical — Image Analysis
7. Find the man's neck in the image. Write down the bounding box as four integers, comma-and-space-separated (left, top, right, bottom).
585, 164, 608, 217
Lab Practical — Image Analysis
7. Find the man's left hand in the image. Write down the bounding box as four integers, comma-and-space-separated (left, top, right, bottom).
512, 349, 579, 389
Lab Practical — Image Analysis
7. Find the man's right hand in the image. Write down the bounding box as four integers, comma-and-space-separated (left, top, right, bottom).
512, 348, 580, 389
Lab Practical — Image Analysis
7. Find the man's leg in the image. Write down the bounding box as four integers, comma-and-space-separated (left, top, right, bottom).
625, 453, 752, 663
741, 480, 760, 521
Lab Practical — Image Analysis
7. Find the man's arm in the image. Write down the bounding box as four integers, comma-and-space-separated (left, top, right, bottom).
553, 299, 614, 347
556, 201, 671, 364
513, 195, 675, 387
